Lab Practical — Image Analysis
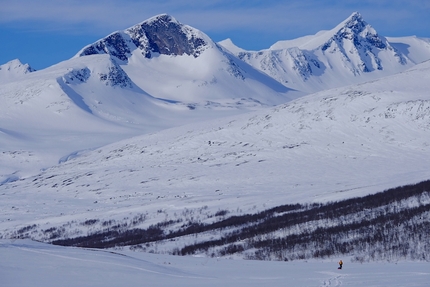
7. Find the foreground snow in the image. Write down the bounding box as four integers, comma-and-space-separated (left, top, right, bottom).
1, 240, 428, 287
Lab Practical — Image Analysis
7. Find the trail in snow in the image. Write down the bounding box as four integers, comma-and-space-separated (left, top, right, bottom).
320, 273, 342, 286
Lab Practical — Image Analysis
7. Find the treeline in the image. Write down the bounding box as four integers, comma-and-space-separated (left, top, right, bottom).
52, 180, 430, 261
179, 180, 430, 260
246, 204, 430, 261
52, 203, 304, 248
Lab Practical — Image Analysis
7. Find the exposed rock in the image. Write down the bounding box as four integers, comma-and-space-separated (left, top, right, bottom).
78, 14, 208, 62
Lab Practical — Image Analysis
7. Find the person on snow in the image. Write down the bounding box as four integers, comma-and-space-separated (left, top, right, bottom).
338, 260, 343, 269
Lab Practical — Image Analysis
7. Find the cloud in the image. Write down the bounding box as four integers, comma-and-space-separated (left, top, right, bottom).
1, 0, 145, 31
0, 1, 359, 32
2, 0, 428, 69
1, 0, 429, 38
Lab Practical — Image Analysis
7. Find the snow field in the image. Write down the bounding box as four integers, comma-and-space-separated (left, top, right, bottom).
1, 240, 429, 287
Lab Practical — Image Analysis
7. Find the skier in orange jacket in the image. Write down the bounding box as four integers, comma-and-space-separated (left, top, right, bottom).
338, 260, 343, 269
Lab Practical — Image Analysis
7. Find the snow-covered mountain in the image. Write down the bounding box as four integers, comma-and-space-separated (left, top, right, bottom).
75, 14, 295, 105
0, 14, 298, 182
220, 12, 430, 93
0, 59, 35, 84
2, 12, 430, 182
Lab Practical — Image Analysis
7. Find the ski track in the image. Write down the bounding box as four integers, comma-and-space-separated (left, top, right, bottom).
320, 272, 342, 286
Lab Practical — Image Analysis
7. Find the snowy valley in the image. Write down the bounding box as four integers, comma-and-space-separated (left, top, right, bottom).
1, 11, 430, 286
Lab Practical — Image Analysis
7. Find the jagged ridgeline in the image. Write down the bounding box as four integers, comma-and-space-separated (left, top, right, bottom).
78, 14, 208, 61
49, 180, 430, 262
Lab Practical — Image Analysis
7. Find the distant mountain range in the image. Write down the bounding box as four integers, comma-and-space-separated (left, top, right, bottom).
1, 11, 430, 185
1, 11, 430, 182
220, 12, 430, 93
0, 14, 294, 180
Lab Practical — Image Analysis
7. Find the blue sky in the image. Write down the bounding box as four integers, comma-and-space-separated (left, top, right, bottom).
1, 0, 429, 70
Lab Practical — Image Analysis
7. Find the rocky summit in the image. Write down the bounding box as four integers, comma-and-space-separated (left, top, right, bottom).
221, 12, 430, 93
78, 14, 208, 62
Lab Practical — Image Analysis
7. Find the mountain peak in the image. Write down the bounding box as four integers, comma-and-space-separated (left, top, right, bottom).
144, 13, 179, 26
218, 38, 246, 54
0, 59, 35, 84
77, 14, 209, 62
316, 12, 409, 74
321, 11, 388, 54
345, 11, 363, 23
0, 59, 35, 72
340, 11, 367, 34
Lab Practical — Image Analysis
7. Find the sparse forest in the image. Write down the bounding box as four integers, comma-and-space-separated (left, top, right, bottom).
34, 179, 430, 262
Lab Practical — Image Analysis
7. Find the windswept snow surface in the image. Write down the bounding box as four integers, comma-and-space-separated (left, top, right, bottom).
1, 240, 429, 287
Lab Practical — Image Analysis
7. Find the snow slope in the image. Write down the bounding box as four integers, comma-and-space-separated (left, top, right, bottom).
2, 59, 430, 242
0, 55, 158, 181
1, 240, 429, 287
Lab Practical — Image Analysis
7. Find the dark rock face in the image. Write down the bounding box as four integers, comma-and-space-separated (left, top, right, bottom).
79, 14, 208, 62
79, 32, 133, 62
26, 64, 36, 73
320, 12, 406, 73
322, 12, 386, 52
131, 14, 207, 58
98, 62, 132, 88
61, 61, 131, 88
63, 67, 91, 84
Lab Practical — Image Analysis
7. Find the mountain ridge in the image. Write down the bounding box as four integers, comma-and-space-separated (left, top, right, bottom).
1, 12, 430, 180
76, 14, 210, 61
222, 12, 430, 93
